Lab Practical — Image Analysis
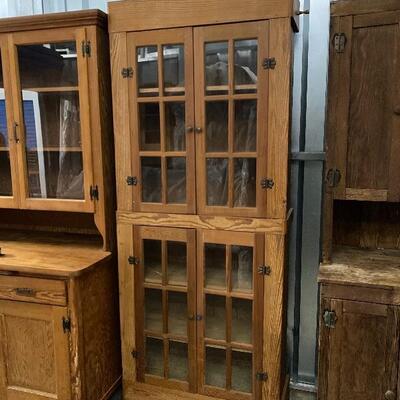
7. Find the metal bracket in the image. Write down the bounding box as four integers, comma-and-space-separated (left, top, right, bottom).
81, 40, 91, 57
323, 310, 337, 329
127, 176, 138, 186
326, 169, 341, 188
62, 317, 71, 333
263, 58, 276, 70
291, 151, 326, 161
128, 256, 140, 265
261, 178, 274, 189
258, 265, 272, 276
256, 372, 268, 381
122, 67, 134, 78
90, 185, 99, 201
333, 33, 347, 53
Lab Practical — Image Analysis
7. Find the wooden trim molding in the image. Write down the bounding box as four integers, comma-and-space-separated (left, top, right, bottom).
331, 0, 400, 17
0, 9, 107, 33
108, 0, 296, 33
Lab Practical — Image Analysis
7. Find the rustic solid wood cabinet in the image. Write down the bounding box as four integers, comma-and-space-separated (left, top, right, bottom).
110, 0, 296, 399
0, 10, 114, 250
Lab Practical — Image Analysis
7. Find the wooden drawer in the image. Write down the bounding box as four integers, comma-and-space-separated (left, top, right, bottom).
0, 275, 67, 306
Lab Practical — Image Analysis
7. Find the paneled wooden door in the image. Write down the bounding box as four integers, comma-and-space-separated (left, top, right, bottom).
194, 21, 271, 218
197, 230, 264, 400
7, 27, 95, 212
0, 301, 71, 400
0, 36, 19, 208
327, 12, 400, 202
318, 299, 399, 400
133, 226, 197, 392
127, 28, 195, 214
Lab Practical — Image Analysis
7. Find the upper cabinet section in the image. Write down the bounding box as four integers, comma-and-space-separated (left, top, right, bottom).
326, 9, 400, 202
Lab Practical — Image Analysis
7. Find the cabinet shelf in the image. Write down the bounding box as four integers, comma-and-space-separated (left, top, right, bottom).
23, 86, 79, 93
0, 147, 9, 152
27, 147, 82, 152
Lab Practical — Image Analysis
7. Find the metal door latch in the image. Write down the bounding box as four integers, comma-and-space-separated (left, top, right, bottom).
333, 33, 347, 53
326, 169, 341, 188
323, 310, 337, 328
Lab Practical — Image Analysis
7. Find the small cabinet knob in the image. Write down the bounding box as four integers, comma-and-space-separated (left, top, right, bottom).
394, 107, 400, 115
186, 126, 194, 133
385, 390, 395, 400
195, 127, 203, 133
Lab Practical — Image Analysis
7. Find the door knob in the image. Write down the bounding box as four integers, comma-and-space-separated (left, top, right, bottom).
186, 126, 194, 133
385, 390, 395, 400
195, 127, 202, 133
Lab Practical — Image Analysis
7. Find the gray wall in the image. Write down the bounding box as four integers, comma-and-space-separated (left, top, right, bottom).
0, 0, 331, 390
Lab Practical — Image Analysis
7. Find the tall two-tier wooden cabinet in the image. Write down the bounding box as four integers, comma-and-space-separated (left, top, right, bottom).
0, 10, 121, 400
109, 1, 296, 399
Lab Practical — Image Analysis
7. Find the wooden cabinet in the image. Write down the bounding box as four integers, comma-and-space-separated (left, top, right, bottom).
326, 2, 400, 203
318, 249, 400, 400
0, 11, 115, 250
0, 231, 121, 400
110, 0, 295, 399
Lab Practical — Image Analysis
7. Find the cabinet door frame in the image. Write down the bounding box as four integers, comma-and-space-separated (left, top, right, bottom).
328, 13, 400, 202
133, 225, 197, 392
0, 35, 19, 209
127, 28, 196, 214
196, 230, 264, 400
7, 27, 95, 213
0, 300, 71, 400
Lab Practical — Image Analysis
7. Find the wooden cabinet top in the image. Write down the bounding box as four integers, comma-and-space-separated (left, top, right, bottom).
331, 0, 400, 16
319, 246, 400, 291
0, 231, 111, 277
0, 9, 107, 33
108, 0, 299, 33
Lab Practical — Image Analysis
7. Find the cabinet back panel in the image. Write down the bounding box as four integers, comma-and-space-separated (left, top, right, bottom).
347, 23, 398, 190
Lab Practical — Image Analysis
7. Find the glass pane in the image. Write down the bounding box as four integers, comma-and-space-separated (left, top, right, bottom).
205, 42, 228, 95
145, 289, 163, 332
141, 157, 162, 203
232, 246, 253, 292
167, 157, 186, 204
23, 91, 83, 199
137, 46, 158, 96
234, 158, 256, 208
206, 101, 228, 152
206, 158, 228, 206
167, 241, 187, 286
18, 42, 78, 89
234, 100, 257, 152
0, 55, 12, 196
139, 103, 160, 151
234, 39, 258, 94
205, 243, 226, 289
205, 346, 226, 388
232, 298, 252, 344
165, 102, 185, 151
163, 44, 185, 96
145, 337, 164, 376
168, 292, 187, 337
169, 341, 188, 381
232, 351, 252, 393
205, 294, 226, 340
144, 239, 162, 283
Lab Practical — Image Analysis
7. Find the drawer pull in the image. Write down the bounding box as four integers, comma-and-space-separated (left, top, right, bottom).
15, 288, 36, 297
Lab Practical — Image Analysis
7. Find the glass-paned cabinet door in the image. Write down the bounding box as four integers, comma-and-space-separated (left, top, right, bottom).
0, 41, 18, 208
194, 21, 269, 217
127, 28, 195, 214
133, 226, 197, 392
9, 28, 94, 212
197, 230, 264, 400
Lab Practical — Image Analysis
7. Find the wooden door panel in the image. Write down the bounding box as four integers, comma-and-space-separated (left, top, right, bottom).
319, 299, 399, 400
0, 301, 71, 400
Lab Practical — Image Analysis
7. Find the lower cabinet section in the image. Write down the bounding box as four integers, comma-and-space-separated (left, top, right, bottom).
118, 223, 287, 400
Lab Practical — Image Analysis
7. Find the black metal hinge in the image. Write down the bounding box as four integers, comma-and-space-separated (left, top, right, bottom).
258, 265, 272, 276
122, 67, 134, 78
90, 185, 99, 201
263, 58, 276, 69
131, 350, 139, 358
82, 40, 91, 57
128, 256, 140, 265
333, 33, 347, 53
326, 169, 341, 188
323, 310, 337, 329
261, 178, 274, 189
62, 317, 71, 333
256, 372, 268, 381
127, 176, 138, 186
